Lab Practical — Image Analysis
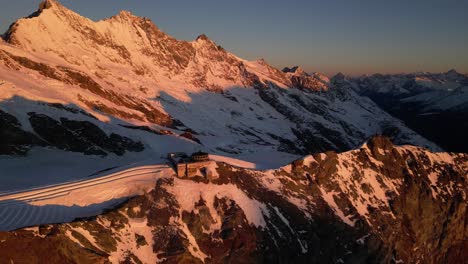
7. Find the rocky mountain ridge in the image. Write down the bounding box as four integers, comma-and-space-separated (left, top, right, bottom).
0, 137, 466, 263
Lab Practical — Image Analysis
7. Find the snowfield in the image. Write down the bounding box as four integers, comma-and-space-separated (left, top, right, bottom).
0, 164, 172, 231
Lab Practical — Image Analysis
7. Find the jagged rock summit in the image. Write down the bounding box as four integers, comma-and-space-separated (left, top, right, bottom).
283, 66, 306, 75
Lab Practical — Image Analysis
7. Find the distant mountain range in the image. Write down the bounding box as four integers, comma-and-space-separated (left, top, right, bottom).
348, 70, 468, 152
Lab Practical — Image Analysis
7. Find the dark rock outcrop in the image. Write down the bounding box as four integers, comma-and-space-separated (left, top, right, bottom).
0, 109, 45, 155
27, 112, 143, 155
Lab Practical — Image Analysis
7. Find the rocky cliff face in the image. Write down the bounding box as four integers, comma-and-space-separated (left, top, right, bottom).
0, 137, 465, 263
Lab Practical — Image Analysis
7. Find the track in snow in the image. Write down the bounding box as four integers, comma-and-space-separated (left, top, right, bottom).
0, 164, 173, 231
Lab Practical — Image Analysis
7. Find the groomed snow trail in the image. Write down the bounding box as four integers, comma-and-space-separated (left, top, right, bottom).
0, 164, 173, 231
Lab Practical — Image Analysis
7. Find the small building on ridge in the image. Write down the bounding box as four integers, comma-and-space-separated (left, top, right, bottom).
167, 151, 217, 179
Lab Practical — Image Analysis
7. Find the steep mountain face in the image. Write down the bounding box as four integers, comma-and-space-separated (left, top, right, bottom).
0, 0, 440, 165
349, 71, 468, 152
0, 137, 465, 263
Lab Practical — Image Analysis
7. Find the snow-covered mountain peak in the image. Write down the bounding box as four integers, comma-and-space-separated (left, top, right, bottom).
256, 58, 268, 65
444, 68, 466, 80
281, 66, 331, 91
193, 33, 219, 49
282, 67, 330, 83
447, 68, 459, 74
330, 72, 347, 84
38, 0, 61, 10
196, 34, 210, 41
0, 0, 443, 162
311, 72, 330, 82
360, 135, 394, 151
4, 0, 95, 48
283, 66, 307, 76
106, 10, 152, 25
116, 10, 137, 18
294, 67, 305, 75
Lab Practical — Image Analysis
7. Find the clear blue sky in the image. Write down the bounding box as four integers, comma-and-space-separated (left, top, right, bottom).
1, 0, 467, 76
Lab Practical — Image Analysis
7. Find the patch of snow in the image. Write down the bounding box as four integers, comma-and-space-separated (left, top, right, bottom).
109, 218, 159, 264
168, 178, 270, 228
319, 187, 355, 227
